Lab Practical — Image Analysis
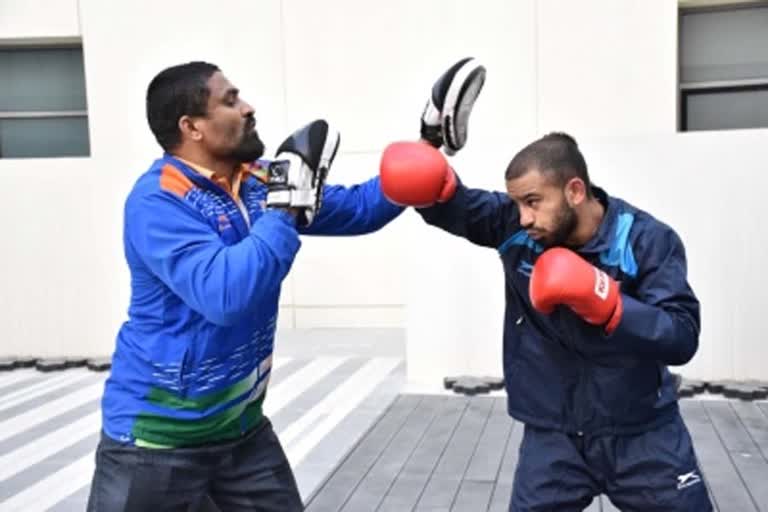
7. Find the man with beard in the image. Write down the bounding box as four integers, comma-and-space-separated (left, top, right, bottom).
87, 61, 403, 511
379, 132, 713, 511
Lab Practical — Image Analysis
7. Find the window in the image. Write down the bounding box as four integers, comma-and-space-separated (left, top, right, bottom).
679, 3, 768, 131
0, 45, 90, 158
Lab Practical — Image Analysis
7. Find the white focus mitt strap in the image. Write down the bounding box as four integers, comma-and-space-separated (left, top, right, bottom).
266, 119, 340, 226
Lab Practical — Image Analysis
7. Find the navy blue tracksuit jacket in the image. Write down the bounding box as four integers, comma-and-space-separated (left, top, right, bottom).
418, 182, 713, 511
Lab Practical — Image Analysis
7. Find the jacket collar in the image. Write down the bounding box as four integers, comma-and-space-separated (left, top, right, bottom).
578, 186, 622, 255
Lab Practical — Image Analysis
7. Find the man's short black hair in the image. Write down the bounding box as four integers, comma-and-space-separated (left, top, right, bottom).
505, 132, 592, 195
146, 61, 220, 152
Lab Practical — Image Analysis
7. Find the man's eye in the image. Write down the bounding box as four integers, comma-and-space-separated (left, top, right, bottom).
527, 199, 539, 208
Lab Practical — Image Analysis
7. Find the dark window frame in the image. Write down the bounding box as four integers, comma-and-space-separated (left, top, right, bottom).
0, 42, 90, 158
678, 1, 768, 131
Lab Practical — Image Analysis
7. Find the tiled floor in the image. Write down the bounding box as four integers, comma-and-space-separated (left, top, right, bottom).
0, 328, 407, 511
308, 395, 768, 512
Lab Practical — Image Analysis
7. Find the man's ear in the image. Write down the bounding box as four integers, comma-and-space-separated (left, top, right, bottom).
564, 177, 587, 207
178, 115, 204, 143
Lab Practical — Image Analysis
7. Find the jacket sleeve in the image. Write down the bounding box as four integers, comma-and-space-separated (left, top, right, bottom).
299, 176, 404, 236
609, 225, 700, 365
126, 190, 301, 326
416, 176, 519, 249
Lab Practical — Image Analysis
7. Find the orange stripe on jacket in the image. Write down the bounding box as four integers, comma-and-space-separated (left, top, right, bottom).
160, 164, 195, 198
245, 161, 269, 184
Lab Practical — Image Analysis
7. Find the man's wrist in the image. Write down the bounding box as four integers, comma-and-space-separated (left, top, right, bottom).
280, 207, 300, 219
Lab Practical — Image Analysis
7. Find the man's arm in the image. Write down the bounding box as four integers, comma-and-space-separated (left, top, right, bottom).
127, 190, 300, 326
609, 226, 700, 365
298, 177, 405, 236
379, 140, 517, 249
529, 225, 700, 366
416, 179, 517, 249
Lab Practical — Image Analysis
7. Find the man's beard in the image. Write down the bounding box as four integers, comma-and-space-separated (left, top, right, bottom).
230, 128, 265, 162
541, 201, 578, 248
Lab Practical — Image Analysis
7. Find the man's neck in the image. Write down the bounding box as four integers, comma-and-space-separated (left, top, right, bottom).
173, 148, 239, 181
568, 197, 605, 247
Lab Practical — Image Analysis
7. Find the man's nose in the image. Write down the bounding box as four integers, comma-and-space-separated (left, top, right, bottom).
520, 207, 534, 228
241, 100, 255, 118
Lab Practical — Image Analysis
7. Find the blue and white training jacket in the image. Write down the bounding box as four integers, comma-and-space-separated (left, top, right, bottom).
101, 154, 403, 447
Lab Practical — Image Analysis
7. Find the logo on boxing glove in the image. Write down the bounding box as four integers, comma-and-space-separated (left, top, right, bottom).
593, 268, 610, 301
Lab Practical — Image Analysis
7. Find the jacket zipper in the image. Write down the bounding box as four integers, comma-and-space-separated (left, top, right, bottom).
193, 171, 252, 234
560, 309, 587, 436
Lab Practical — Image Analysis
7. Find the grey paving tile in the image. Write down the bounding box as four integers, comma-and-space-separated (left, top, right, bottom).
376, 477, 428, 512
414, 476, 462, 510
0, 372, 45, 396
432, 397, 494, 477
270, 358, 368, 432
731, 401, 768, 461
681, 400, 758, 512
0, 433, 98, 501
270, 357, 313, 387
399, 397, 469, 479
0, 373, 104, 421
486, 482, 512, 512
704, 401, 768, 511
496, 420, 522, 485
704, 401, 763, 455
340, 395, 441, 511
295, 366, 404, 500
0, 399, 100, 456
416, 398, 494, 509
451, 480, 494, 512
47, 484, 90, 512
464, 398, 513, 483
377, 398, 467, 511
305, 395, 422, 512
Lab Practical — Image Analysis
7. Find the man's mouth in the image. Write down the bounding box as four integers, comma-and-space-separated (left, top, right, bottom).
527, 230, 543, 240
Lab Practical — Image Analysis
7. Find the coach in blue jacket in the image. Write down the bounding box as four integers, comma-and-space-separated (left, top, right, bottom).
87, 61, 403, 511
381, 132, 713, 511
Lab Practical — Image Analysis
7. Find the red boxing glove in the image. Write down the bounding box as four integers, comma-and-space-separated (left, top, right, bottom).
379, 141, 457, 207
529, 247, 623, 334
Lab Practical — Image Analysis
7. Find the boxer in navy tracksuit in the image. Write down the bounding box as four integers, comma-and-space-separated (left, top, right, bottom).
380, 133, 712, 511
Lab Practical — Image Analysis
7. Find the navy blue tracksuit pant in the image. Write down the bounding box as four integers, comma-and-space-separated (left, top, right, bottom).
510, 411, 713, 511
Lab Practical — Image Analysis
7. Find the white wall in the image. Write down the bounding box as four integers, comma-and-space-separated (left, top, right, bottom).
1, 0, 766, 383
0, 0, 79, 42
582, 130, 768, 382
404, 0, 768, 387
537, 0, 678, 135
